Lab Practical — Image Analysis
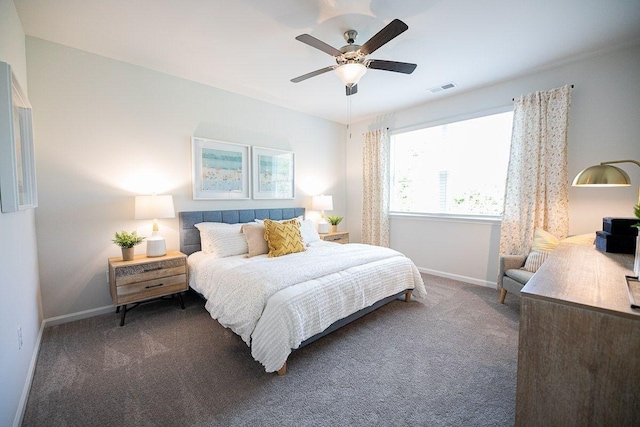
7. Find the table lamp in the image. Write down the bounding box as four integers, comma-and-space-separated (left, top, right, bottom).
572, 159, 640, 204
573, 159, 640, 275
312, 194, 333, 234
135, 194, 175, 257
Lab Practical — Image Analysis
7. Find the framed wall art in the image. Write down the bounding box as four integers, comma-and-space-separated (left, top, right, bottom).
191, 137, 250, 200
0, 61, 38, 213
252, 146, 295, 199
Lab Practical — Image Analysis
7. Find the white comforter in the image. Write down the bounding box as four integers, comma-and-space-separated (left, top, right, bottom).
189, 241, 426, 372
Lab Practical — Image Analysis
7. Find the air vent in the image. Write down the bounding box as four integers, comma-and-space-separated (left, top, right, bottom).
428, 82, 457, 93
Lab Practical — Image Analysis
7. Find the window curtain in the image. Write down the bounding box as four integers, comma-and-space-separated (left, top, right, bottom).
362, 128, 390, 247
498, 85, 572, 260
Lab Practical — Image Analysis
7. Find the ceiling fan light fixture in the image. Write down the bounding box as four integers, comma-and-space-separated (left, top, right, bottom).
334, 62, 367, 87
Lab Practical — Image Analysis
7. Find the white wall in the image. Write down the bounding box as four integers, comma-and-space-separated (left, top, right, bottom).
347, 43, 640, 286
25, 37, 345, 320
0, 1, 43, 426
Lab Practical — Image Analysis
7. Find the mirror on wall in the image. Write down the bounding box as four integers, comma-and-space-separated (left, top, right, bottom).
0, 61, 37, 213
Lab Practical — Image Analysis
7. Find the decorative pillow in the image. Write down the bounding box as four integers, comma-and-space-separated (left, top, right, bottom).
531, 228, 560, 252
561, 233, 595, 245
263, 219, 305, 258
254, 216, 303, 225
241, 223, 269, 258
523, 229, 560, 273
299, 219, 320, 246
194, 222, 248, 258
523, 250, 551, 273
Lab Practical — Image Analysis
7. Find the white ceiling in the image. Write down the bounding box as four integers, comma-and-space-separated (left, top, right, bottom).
14, 0, 640, 124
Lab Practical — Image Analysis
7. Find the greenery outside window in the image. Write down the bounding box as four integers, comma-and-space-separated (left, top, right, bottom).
390, 110, 513, 217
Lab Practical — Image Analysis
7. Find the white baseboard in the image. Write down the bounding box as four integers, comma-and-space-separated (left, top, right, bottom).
418, 267, 496, 289
13, 320, 44, 427
43, 305, 114, 327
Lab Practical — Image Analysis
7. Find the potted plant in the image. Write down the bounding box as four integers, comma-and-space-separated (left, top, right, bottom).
327, 215, 343, 233
112, 230, 145, 261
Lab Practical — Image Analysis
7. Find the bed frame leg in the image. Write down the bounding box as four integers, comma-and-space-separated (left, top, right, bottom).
277, 363, 287, 376
405, 290, 412, 302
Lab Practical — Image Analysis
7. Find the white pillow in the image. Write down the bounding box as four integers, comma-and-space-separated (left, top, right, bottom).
299, 219, 320, 246
195, 222, 248, 257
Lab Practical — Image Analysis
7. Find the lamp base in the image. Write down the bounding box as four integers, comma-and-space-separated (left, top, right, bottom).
146, 236, 167, 257
317, 221, 330, 234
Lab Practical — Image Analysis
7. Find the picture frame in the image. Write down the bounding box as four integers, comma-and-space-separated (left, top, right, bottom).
0, 62, 37, 213
191, 137, 250, 200
252, 146, 295, 199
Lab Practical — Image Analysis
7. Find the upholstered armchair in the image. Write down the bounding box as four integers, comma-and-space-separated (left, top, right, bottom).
498, 254, 535, 304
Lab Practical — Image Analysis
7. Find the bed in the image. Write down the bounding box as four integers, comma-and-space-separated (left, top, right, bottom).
179, 208, 427, 374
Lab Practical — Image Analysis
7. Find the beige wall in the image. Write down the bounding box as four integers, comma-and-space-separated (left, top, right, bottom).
347, 43, 640, 286
26, 37, 346, 320
0, 1, 42, 426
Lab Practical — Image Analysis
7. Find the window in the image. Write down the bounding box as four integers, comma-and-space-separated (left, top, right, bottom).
390, 110, 513, 217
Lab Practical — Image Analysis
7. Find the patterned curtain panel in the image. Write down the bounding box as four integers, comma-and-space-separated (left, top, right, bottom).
362, 128, 390, 247
499, 85, 572, 259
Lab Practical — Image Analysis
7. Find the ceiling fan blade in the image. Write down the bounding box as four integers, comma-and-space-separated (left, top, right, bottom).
359, 19, 409, 56
346, 84, 358, 96
368, 59, 417, 74
291, 66, 336, 83
295, 34, 343, 57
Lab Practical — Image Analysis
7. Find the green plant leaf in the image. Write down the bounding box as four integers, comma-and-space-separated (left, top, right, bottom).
326, 215, 343, 225
112, 230, 145, 248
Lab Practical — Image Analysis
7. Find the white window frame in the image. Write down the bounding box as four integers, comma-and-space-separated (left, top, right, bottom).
389, 106, 513, 222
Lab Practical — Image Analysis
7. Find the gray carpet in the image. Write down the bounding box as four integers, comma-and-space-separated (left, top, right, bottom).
22, 274, 520, 426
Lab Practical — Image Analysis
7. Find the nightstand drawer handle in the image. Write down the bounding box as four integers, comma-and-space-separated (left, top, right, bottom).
144, 266, 162, 271
145, 283, 164, 289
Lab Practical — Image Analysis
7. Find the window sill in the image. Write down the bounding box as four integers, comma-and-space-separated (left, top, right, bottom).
389, 212, 502, 225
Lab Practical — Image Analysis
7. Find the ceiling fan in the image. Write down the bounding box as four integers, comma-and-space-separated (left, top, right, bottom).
291, 19, 417, 96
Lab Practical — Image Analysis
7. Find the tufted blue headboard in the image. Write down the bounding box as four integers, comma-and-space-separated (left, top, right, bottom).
179, 207, 306, 256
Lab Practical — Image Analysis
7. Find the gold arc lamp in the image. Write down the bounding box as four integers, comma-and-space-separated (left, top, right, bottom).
572, 159, 640, 205
573, 159, 640, 277
134, 194, 175, 257
312, 194, 333, 234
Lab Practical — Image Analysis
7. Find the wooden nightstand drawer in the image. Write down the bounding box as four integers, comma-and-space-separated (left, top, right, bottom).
113, 260, 186, 287
108, 250, 188, 325
320, 231, 349, 244
116, 274, 187, 305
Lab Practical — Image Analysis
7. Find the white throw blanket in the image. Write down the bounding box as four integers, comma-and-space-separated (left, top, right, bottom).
189, 242, 427, 371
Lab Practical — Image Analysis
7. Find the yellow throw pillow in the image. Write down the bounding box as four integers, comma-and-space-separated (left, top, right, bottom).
263, 219, 305, 258
561, 233, 595, 245
531, 228, 560, 252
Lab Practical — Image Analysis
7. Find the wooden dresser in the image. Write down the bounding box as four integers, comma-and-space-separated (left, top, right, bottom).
516, 243, 640, 426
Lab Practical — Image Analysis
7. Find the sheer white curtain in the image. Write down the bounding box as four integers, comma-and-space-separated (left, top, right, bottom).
362, 128, 390, 247
499, 85, 572, 257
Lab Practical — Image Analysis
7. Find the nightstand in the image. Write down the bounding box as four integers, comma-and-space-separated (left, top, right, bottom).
108, 250, 188, 326
319, 231, 349, 244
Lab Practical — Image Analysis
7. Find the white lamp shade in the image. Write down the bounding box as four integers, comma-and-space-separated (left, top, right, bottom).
312, 195, 333, 211
334, 63, 367, 87
135, 195, 175, 219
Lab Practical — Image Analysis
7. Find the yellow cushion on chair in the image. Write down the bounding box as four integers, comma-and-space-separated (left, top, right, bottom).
263, 219, 306, 258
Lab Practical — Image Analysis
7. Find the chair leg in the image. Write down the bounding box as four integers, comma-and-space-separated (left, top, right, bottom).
499, 288, 507, 304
